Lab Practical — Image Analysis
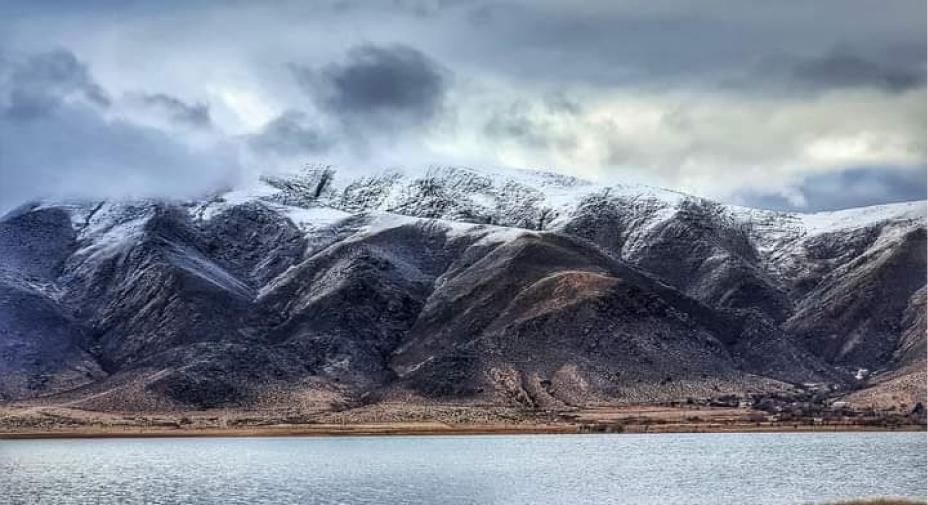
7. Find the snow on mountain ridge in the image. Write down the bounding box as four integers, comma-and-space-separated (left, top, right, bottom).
16, 165, 925, 250
246, 165, 924, 237
797, 201, 926, 234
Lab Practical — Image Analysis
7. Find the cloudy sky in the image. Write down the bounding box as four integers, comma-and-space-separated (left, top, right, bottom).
0, 0, 925, 212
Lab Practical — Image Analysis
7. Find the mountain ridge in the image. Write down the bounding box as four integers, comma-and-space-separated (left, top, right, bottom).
1, 165, 924, 415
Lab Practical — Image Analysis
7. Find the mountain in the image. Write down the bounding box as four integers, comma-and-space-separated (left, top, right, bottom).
0, 165, 924, 414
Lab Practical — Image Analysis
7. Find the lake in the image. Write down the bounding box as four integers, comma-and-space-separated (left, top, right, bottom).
1, 432, 925, 504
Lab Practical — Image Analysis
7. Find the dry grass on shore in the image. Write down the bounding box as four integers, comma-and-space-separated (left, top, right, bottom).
1, 403, 924, 439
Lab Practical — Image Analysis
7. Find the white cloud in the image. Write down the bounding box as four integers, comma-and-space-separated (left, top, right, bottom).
0, 0, 923, 211
422, 85, 925, 205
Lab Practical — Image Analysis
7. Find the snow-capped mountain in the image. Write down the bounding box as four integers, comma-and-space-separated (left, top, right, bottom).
1, 165, 924, 412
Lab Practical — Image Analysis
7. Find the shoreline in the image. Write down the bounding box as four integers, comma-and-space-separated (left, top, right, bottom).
2, 422, 924, 440
4, 403, 924, 440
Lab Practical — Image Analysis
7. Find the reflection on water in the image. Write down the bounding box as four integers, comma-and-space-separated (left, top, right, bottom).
1, 432, 925, 505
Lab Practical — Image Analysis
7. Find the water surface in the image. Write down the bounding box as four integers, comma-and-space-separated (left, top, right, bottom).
1, 432, 925, 504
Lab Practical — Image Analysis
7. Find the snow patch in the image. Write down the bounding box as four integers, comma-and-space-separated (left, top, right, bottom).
797, 201, 926, 235
274, 205, 353, 232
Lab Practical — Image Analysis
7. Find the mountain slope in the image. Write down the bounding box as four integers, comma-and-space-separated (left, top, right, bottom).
0, 166, 923, 412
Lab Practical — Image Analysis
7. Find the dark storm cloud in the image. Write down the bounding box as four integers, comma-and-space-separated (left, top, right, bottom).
293, 44, 448, 127
430, 0, 927, 93
0, 107, 237, 208
736, 166, 927, 212
249, 110, 330, 155
0, 50, 238, 211
0, 49, 109, 119
728, 46, 928, 95
0, 0, 923, 211
3, 1, 925, 95
140, 93, 212, 127
789, 51, 925, 93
